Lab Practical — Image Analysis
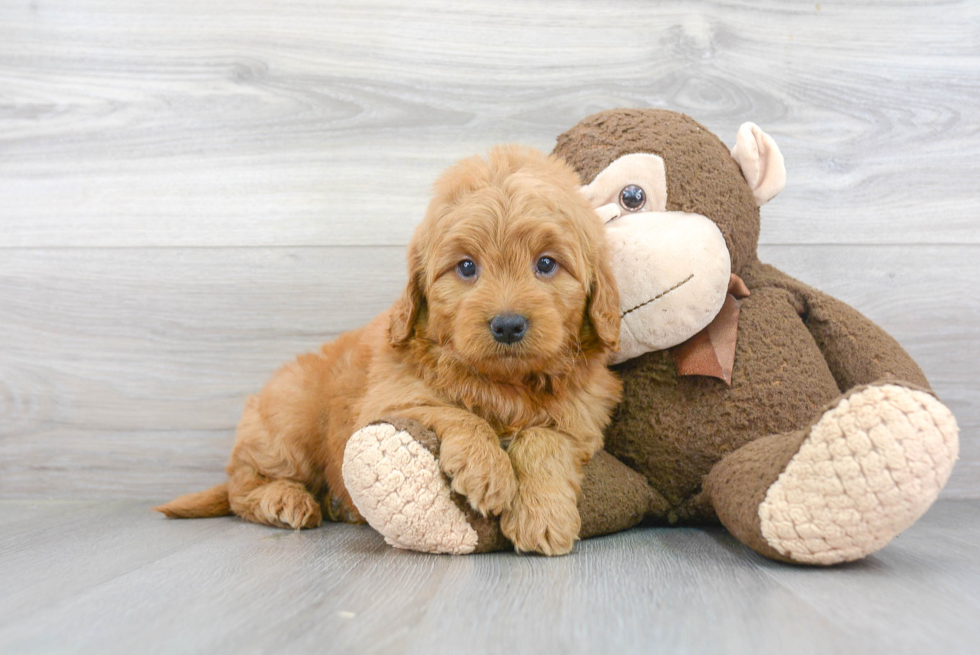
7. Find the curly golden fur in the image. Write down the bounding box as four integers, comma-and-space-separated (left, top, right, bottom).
156, 146, 622, 555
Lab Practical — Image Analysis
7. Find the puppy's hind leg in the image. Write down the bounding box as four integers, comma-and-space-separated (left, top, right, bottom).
228, 469, 322, 530
225, 395, 323, 530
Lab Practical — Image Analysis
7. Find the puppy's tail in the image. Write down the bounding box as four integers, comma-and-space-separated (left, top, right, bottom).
154, 483, 232, 519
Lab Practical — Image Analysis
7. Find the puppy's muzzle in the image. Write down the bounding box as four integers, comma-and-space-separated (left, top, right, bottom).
490, 314, 528, 344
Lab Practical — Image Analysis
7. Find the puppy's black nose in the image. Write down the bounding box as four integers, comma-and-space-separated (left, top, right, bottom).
490, 314, 528, 344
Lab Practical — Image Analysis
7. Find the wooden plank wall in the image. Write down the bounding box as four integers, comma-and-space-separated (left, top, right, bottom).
1, 0, 978, 499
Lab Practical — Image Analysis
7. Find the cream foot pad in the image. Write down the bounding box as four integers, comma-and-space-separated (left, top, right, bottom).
760, 384, 959, 564
342, 423, 478, 554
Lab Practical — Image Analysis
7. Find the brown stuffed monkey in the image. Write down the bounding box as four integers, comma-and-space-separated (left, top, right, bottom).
342, 109, 959, 565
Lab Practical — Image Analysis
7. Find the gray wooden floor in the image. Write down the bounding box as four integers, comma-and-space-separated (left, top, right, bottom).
0, 499, 978, 655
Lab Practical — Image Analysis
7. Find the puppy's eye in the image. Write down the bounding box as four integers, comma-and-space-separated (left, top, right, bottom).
456, 259, 478, 279
536, 256, 558, 276
619, 184, 646, 211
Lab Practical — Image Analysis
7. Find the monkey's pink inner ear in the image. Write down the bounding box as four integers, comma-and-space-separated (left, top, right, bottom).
730, 122, 787, 207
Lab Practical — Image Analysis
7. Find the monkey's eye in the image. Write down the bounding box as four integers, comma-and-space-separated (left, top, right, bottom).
456, 259, 478, 279
536, 256, 558, 276
619, 184, 646, 211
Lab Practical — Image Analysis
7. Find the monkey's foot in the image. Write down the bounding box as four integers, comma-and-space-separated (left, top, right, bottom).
342, 419, 507, 555
759, 384, 959, 564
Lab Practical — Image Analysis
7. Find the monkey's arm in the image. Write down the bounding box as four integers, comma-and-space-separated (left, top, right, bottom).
745, 261, 929, 392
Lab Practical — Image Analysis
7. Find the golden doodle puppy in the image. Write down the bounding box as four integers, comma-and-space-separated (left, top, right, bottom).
157, 146, 622, 555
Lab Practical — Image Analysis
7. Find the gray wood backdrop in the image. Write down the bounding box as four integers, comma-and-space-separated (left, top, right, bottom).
1, 0, 978, 500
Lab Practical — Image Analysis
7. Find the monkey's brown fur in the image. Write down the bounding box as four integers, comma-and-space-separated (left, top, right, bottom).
157, 145, 622, 556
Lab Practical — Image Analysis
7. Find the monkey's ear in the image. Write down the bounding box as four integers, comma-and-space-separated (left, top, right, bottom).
731, 122, 786, 206
388, 244, 426, 347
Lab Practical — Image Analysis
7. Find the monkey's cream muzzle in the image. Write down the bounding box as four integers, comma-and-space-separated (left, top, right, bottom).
599, 208, 731, 364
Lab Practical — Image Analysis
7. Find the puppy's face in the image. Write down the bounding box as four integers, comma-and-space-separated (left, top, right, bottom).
426, 184, 588, 377
390, 146, 619, 379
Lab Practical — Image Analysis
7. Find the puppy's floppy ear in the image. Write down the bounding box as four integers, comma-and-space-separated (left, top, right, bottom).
585, 245, 620, 352
389, 241, 426, 347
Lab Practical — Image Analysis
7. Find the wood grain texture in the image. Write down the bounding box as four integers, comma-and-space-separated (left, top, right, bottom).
0, 0, 978, 501
1, 0, 978, 247
1, 499, 979, 655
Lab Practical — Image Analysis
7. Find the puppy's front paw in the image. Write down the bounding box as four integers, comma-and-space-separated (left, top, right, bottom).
439, 437, 517, 517
500, 485, 580, 556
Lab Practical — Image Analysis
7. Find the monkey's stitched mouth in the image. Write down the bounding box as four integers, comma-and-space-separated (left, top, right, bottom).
621, 274, 694, 318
